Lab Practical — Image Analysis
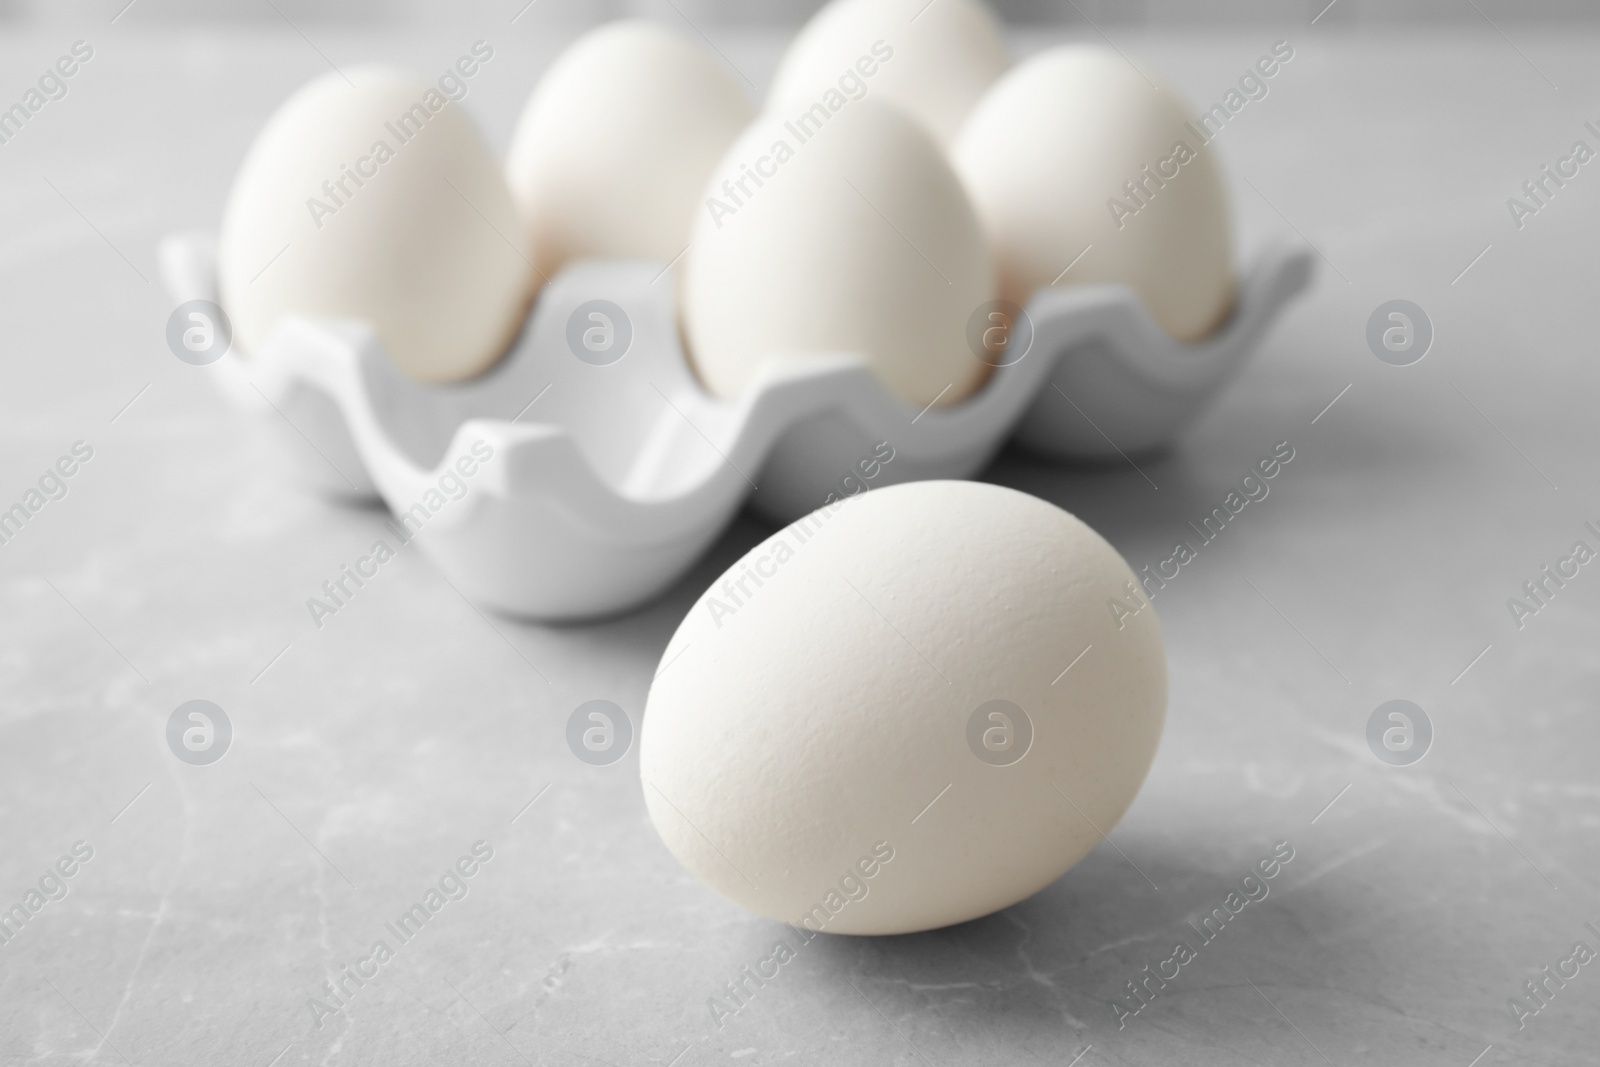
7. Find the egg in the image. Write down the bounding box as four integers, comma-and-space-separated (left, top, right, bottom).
505, 21, 754, 281
218, 68, 533, 384
681, 98, 994, 409
640, 480, 1166, 935
768, 0, 1008, 147
952, 46, 1235, 342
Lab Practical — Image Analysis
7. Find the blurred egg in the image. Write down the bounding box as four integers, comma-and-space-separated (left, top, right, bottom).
953, 46, 1235, 342
640, 480, 1167, 935
682, 98, 993, 409
505, 21, 754, 280
218, 68, 533, 383
768, 0, 1008, 147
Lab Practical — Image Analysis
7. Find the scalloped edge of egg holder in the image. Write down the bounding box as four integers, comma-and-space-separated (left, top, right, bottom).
156, 231, 1314, 620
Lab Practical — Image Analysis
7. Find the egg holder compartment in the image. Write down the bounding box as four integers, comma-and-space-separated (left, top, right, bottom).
158, 231, 1312, 620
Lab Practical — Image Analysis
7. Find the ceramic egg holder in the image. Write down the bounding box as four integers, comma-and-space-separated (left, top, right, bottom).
158, 231, 1312, 620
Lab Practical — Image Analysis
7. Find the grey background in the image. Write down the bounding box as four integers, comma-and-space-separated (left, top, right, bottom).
1, 4, 1598, 1067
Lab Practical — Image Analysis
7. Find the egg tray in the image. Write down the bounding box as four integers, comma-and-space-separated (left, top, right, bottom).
157, 231, 1313, 620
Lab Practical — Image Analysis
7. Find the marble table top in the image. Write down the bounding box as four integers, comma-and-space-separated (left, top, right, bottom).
0, 15, 1596, 1067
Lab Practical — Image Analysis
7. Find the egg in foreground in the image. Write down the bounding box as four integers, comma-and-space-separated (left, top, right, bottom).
953, 46, 1235, 342
218, 68, 533, 383
640, 480, 1167, 935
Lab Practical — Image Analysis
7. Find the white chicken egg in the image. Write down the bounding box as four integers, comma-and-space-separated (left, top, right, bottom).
952, 46, 1235, 343
768, 0, 1008, 147
681, 97, 994, 409
505, 20, 754, 281
218, 68, 533, 384
640, 480, 1167, 935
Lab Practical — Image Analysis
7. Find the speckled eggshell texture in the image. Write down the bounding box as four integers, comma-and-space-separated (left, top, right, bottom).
640, 480, 1167, 935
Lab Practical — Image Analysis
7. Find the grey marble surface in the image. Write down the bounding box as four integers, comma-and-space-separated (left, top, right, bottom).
1, 15, 1598, 1067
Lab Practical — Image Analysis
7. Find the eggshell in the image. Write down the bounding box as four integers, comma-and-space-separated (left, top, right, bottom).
640, 480, 1167, 935
218, 68, 533, 384
952, 46, 1235, 342
768, 0, 1008, 147
505, 21, 754, 280
681, 98, 994, 409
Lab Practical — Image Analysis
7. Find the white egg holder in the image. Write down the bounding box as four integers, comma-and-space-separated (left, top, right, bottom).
157, 231, 1312, 621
